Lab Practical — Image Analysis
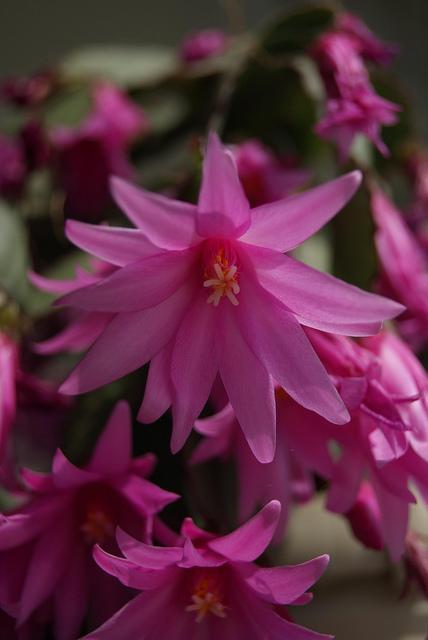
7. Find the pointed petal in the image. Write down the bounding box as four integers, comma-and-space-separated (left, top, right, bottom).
52, 449, 98, 488
65, 220, 163, 267
244, 555, 329, 604
92, 546, 171, 590
88, 401, 132, 476
110, 176, 198, 249
56, 248, 198, 313
112, 474, 178, 515
194, 402, 235, 437
371, 474, 409, 561
243, 171, 362, 251
138, 345, 172, 423
116, 528, 182, 568
218, 305, 276, 463
0, 498, 65, 549
197, 132, 250, 238
34, 313, 111, 355
327, 446, 365, 513
208, 500, 280, 561
170, 295, 219, 453
60, 282, 194, 395
237, 276, 349, 425
28, 270, 82, 295
255, 249, 404, 336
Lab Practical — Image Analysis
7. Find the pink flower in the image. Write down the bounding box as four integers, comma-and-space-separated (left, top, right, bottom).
233, 139, 311, 206
52, 83, 149, 220
0, 401, 178, 639
344, 481, 384, 551
0, 333, 18, 464
312, 32, 400, 161
371, 187, 428, 351
191, 388, 334, 539
336, 12, 399, 65
1, 71, 56, 108
83, 501, 332, 639
179, 29, 228, 63
0, 134, 27, 197
55, 133, 402, 463
308, 329, 428, 559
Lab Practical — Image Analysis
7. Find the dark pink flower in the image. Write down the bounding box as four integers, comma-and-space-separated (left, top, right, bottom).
312, 32, 400, 161
371, 187, 428, 351
336, 12, 399, 65
1, 71, 55, 108
53, 133, 403, 463
233, 139, 310, 207
52, 83, 149, 220
83, 501, 332, 639
0, 402, 178, 639
179, 29, 228, 63
0, 333, 18, 463
344, 481, 384, 551
0, 134, 27, 197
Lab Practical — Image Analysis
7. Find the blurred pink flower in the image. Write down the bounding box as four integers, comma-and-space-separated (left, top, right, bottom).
336, 12, 399, 65
1, 71, 56, 108
0, 134, 27, 197
313, 32, 400, 161
179, 29, 228, 63
0, 402, 178, 639
52, 83, 149, 220
84, 501, 332, 640
402, 531, 428, 598
54, 133, 402, 463
371, 187, 428, 351
233, 139, 311, 206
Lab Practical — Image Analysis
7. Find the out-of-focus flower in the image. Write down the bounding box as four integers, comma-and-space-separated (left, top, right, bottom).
179, 29, 228, 63
312, 32, 400, 161
0, 333, 18, 462
191, 388, 333, 540
83, 501, 332, 640
336, 12, 399, 65
308, 329, 428, 559
53, 133, 402, 464
371, 187, 428, 351
0, 401, 178, 640
52, 83, 149, 220
233, 139, 310, 207
0, 134, 27, 197
344, 481, 384, 551
402, 531, 428, 598
1, 71, 56, 108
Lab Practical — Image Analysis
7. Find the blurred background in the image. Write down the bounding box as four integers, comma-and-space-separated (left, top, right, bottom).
1, 0, 428, 137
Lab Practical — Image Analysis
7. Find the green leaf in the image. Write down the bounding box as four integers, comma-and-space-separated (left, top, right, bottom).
0, 200, 30, 307
60, 45, 178, 88
261, 5, 336, 56
42, 85, 92, 128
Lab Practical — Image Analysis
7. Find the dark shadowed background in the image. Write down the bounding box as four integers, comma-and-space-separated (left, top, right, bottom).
0, 0, 427, 135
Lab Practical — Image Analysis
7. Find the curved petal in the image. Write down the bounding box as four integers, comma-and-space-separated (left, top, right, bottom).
243, 555, 329, 605
33, 313, 111, 355
88, 401, 132, 476
116, 528, 182, 568
92, 546, 172, 591
194, 402, 235, 437
65, 220, 163, 267
218, 304, 276, 463
52, 449, 98, 488
138, 345, 172, 423
110, 176, 198, 249
112, 474, 178, 515
207, 500, 280, 561
56, 247, 199, 313
197, 132, 250, 238
237, 275, 349, 425
60, 281, 194, 395
254, 248, 404, 335
170, 294, 219, 453
243, 170, 362, 252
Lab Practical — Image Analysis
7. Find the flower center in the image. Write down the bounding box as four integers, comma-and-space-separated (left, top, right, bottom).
80, 509, 115, 545
203, 247, 240, 307
185, 575, 228, 623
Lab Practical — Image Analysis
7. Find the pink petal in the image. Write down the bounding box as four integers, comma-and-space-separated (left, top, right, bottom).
371, 474, 409, 561
137, 345, 172, 423
327, 446, 365, 513
116, 528, 182, 568
52, 449, 98, 488
0, 498, 65, 549
255, 249, 404, 335
194, 402, 235, 437
170, 295, 219, 453
218, 304, 276, 463
197, 132, 250, 238
54, 541, 88, 640
34, 313, 111, 355
28, 270, 84, 295
56, 247, 199, 313
65, 220, 163, 267
60, 281, 194, 394
112, 474, 178, 515
244, 555, 329, 604
110, 176, 198, 249
92, 546, 171, 590
207, 500, 280, 561
88, 401, 132, 476
237, 276, 349, 425
243, 171, 362, 251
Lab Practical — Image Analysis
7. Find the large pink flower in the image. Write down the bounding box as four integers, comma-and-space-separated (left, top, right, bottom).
0, 401, 178, 639
84, 501, 332, 639
55, 133, 402, 463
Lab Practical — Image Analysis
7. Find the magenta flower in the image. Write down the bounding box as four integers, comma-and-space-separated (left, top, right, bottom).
191, 388, 334, 539
179, 29, 228, 63
52, 83, 149, 220
0, 401, 178, 639
344, 481, 384, 551
54, 133, 402, 463
312, 32, 400, 161
336, 12, 399, 65
0, 333, 18, 463
233, 139, 311, 206
83, 501, 332, 639
371, 187, 428, 351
